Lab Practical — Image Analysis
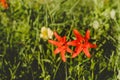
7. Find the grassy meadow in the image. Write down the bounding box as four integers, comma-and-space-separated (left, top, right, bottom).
0, 0, 120, 80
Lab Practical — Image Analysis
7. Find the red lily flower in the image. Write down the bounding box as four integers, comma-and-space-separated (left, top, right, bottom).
0, 0, 8, 9
48, 32, 73, 62
67, 29, 97, 58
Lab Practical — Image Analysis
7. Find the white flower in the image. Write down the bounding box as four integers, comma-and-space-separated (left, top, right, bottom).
47, 28, 53, 39
93, 20, 100, 30
110, 9, 116, 19
40, 27, 53, 40
117, 70, 120, 80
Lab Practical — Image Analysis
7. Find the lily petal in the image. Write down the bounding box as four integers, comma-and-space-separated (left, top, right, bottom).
73, 29, 83, 39
54, 47, 63, 54
72, 45, 83, 58
0, 0, 8, 9
61, 50, 66, 62
54, 32, 62, 41
67, 40, 77, 46
88, 43, 97, 48
85, 30, 90, 40
66, 47, 73, 53
83, 47, 91, 58
62, 36, 66, 42
48, 40, 61, 47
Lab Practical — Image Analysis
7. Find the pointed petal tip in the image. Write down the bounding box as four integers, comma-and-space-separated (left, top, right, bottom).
87, 55, 91, 58
83, 48, 91, 58
73, 29, 79, 34
94, 44, 97, 48
86, 29, 90, 32
48, 40, 54, 44
67, 48, 73, 54
53, 32, 62, 41
85, 30, 90, 39
54, 48, 61, 54
73, 29, 84, 39
73, 29, 77, 31
72, 53, 78, 58
48, 39, 52, 42
62, 59, 66, 62
61, 56, 66, 62
91, 44, 97, 48
48, 39, 51, 42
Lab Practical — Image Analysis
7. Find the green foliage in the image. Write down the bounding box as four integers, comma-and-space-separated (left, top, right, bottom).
0, 0, 120, 80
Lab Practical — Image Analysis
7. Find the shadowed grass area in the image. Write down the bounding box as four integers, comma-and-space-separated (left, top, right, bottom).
0, 0, 120, 80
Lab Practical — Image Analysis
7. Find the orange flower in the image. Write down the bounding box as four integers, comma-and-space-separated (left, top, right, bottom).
0, 0, 8, 9
67, 29, 97, 58
48, 32, 73, 62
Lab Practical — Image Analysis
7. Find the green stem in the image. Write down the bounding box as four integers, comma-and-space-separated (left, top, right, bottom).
53, 61, 62, 80
65, 63, 67, 80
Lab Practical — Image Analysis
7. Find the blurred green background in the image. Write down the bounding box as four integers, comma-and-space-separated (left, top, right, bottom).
0, 0, 120, 80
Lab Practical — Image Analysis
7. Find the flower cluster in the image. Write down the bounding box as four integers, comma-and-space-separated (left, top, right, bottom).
40, 27, 53, 40
0, 0, 8, 9
48, 29, 97, 62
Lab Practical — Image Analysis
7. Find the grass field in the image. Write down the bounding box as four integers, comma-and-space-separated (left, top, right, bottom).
0, 0, 120, 80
